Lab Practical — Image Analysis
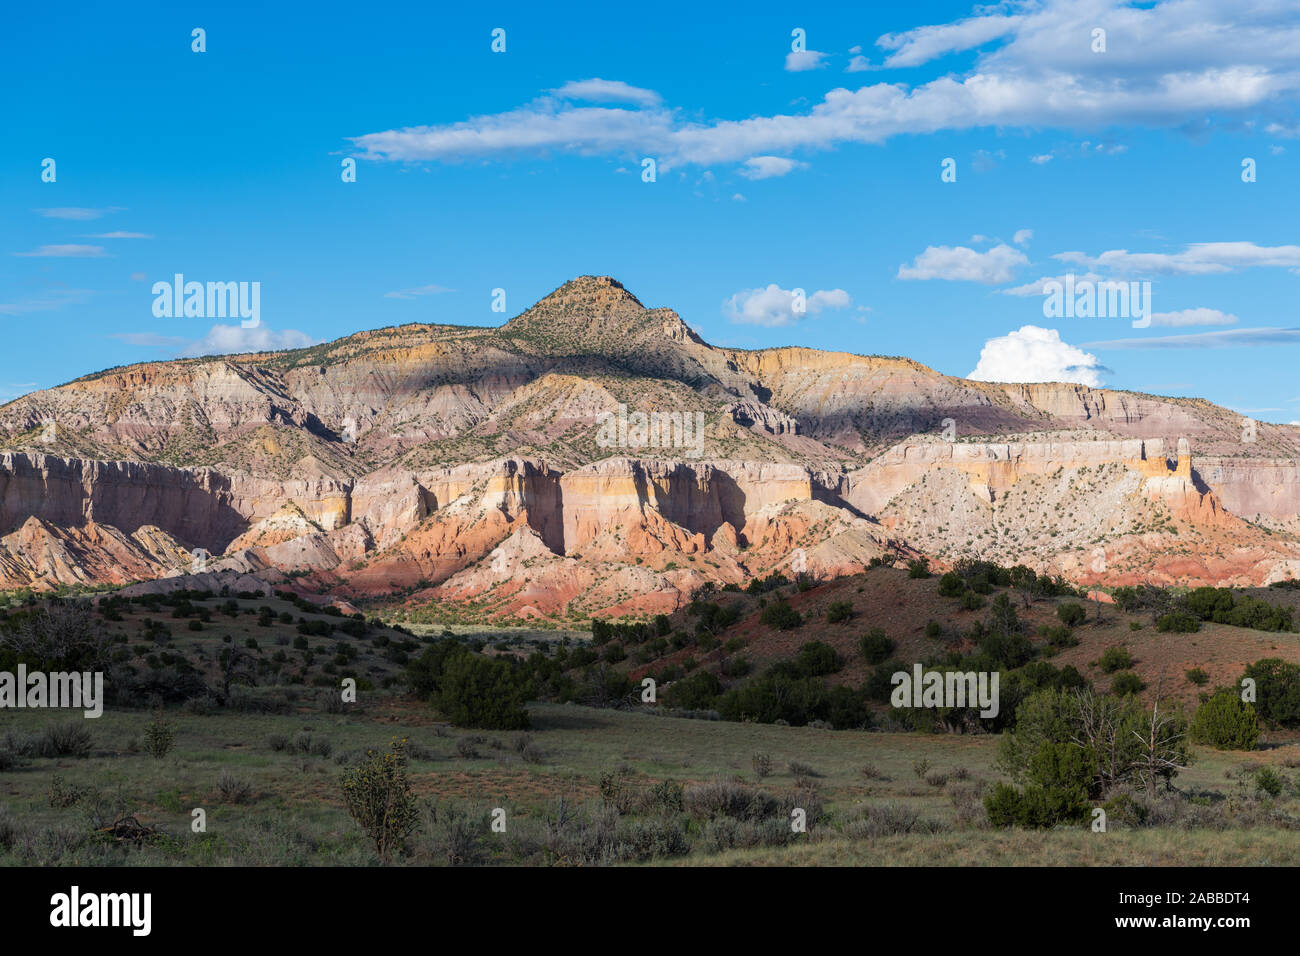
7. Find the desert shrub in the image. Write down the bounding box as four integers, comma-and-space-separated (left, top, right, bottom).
1056, 603, 1087, 627
1254, 766, 1284, 798
826, 601, 853, 624
1242, 658, 1300, 727
1037, 624, 1078, 648
424, 801, 489, 865
960, 590, 986, 611
1157, 611, 1200, 633
985, 742, 1093, 828
760, 597, 802, 631
751, 752, 772, 779
1110, 672, 1145, 696
615, 817, 690, 861
1185, 667, 1210, 686
925, 620, 942, 639
37, 721, 92, 759
1099, 646, 1134, 673
794, 641, 840, 676
937, 572, 966, 597
1189, 691, 1260, 750
683, 777, 778, 821
406, 640, 533, 730
663, 670, 721, 710
859, 628, 895, 665
340, 738, 421, 860
907, 559, 931, 579
216, 769, 253, 804
143, 708, 176, 759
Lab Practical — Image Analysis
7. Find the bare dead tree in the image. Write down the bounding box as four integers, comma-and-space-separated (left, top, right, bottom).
1131, 678, 1190, 794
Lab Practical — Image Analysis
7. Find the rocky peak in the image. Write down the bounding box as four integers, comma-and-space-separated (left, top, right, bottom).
511, 276, 645, 324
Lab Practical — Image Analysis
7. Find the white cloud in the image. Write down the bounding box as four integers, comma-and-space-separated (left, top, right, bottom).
724, 284, 853, 327
877, 14, 1025, 69
846, 55, 872, 72
351, 3, 1300, 173
34, 207, 123, 220
180, 325, 317, 357
1029, 153, 1054, 164
1150, 307, 1239, 327
82, 231, 152, 239
969, 326, 1106, 386
550, 78, 662, 108
898, 243, 1028, 283
1082, 327, 1300, 350
732, 193, 746, 202
737, 156, 806, 179
999, 272, 1106, 296
384, 283, 454, 299
1057, 242, 1300, 275
1013, 228, 1033, 246
785, 50, 828, 71
13, 244, 106, 258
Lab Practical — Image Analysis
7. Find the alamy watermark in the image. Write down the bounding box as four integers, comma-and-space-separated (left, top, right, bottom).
596, 403, 705, 458
0, 664, 103, 718
1043, 273, 1151, 328
890, 663, 999, 718
152, 274, 260, 328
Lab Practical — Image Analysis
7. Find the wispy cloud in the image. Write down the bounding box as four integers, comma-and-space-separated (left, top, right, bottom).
12, 245, 107, 258
35, 207, 124, 220
82, 231, 153, 239
550, 78, 661, 108
737, 156, 806, 180
1057, 242, 1300, 276
383, 283, 454, 300
1083, 327, 1300, 350
349, 4, 1300, 172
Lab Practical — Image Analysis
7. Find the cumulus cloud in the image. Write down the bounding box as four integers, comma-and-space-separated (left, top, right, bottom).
898, 243, 1028, 283
785, 50, 828, 71
179, 325, 317, 358
969, 325, 1107, 386
737, 156, 806, 179
1149, 307, 1239, 326
724, 285, 853, 327
1013, 228, 1033, 246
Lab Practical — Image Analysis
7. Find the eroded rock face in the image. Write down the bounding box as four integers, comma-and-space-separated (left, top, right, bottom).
4, 275, 1300, 611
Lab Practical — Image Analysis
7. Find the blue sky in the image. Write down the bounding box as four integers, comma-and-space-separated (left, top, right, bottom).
4, 0, 1300, 421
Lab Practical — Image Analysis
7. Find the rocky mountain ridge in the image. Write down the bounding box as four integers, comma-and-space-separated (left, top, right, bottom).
2, 275, 1297, 617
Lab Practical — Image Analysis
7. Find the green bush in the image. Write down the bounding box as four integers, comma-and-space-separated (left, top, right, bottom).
1056, 603, 1087, 627
1189, 690, 1259, 750
406, 640, 533, 729
760, 598, 802, 631
340, 738, 421, 860
859, 628, 895, 665
1110, 672, 1145, 696
826, 601, 853, 624
1242, 658, 1300, 727
1099, 646, 1134, 673
663, 670, 721, 710
1156, 612, 1200, 633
